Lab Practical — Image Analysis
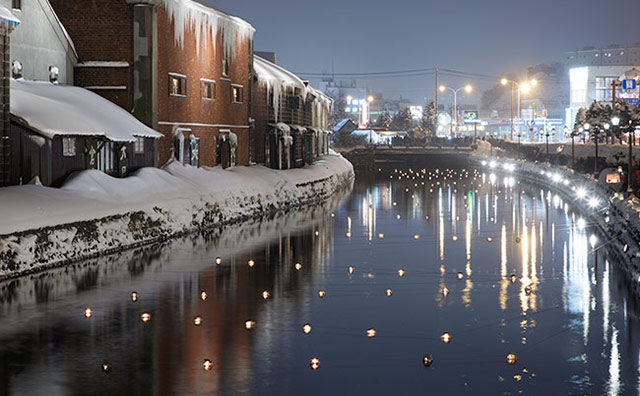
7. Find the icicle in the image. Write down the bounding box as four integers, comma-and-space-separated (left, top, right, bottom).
159, 0, 254, 57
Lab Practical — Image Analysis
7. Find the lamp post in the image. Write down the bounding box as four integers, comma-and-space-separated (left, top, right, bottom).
613, 116, 634, 194
366, 95, 374, 145
439, 84, 472, 138
501, 78, 537, 142
545, 128, 550, 155
571, 128, 579, 169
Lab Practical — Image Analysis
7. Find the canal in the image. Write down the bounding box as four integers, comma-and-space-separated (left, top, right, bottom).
1, 165, 639, 395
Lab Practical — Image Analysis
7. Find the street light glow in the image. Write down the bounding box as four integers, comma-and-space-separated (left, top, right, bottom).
367, 95, 374, 103
464, 84, 472, 93
500, 78, 508, 86
438, 85, 446, 92
612, 116, 621, 126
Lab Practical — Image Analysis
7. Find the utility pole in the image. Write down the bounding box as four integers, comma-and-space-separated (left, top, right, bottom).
435, 68, 439, 115
510, 84, 514, 141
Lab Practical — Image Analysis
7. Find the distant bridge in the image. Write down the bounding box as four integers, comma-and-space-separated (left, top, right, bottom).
339, 145, 478, 171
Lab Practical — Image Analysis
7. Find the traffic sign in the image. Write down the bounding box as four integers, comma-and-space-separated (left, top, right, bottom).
622, 79, 637, 90
528, 120, 535, 126
624, 98, 639, 106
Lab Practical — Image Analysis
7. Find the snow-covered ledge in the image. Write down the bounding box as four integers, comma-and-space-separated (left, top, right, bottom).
0, 153, 354, 279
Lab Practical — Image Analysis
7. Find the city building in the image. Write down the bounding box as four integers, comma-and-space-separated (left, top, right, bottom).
0, 0, 77, 84
565, 45, 640, 128
50, 0, 255, 168
0, 5, 18, 186
252, 55, 331, 170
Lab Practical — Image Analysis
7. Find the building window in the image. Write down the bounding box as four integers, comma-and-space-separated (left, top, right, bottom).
62, 137, 76, 156
232, 85, 243, 103
595, 77, 624, 102
201, 79, 216, 100
134, 137, 145, 154
12, 0, 21, 10
169, 73, 187, 97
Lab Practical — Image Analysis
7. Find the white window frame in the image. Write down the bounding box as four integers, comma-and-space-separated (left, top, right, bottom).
62, 137, 76, 157
134, 137, 145, 154
169, 72, 187, 97
200, 78, 216, 101
231, 84, 244, 104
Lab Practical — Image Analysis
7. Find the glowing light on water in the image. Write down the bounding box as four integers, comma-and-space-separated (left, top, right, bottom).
348, 266, 355, 275
193, 316, 203, 326
262, 290, 270, 300
398, 269, 406, 277
295, 262, 302, 271
102, 362, 112, 372
130, 292, 138, 302
457, 272, 464, 280
141, 313, 151, 323
245, 320, 256, 329
201, 291, 208, 301
506, 353, 517, 365
386, 288, 393, 296
423, 355, 433, 367
318, 290, 326, 298
84, 308, 93, 319
248, 260, 255, 267
215, 257, 222, 265
309, 357, 320, 370
302, 323, 312, 334
366, 328, 377, 338
441, 332, 452, 343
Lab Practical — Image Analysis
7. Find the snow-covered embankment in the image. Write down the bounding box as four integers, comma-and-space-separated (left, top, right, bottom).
0, 153, 354, 278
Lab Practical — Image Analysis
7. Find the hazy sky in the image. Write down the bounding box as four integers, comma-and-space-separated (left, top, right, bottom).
208, 0, 640, 104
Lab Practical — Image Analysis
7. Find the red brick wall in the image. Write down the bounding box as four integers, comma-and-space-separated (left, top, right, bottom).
156, 7, 251, 167
50, 0, 133, 108
50, 0, 253, 168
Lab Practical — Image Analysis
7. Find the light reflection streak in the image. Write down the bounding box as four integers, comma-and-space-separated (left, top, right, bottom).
439, 187, 444, 261
500, 224, 508, 311
608, 327, 621, 396
602, 260, 610, 343
520, 224, 530, 313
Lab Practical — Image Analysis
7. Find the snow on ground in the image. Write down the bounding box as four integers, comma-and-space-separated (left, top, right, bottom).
0, 154, 354, 277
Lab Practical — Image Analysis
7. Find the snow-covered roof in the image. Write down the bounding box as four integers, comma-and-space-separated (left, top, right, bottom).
11, 79, 162, 141
333, 118, 356, 133
0, 6, 19, 28
254, 56, 306, 90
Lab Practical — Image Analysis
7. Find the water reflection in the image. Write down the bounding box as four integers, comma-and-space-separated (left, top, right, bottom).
2, 167, 640, 394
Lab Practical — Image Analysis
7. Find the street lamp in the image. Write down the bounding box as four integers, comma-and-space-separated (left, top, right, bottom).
501, 78, 538, 141
439, 84, 472, 138
584, 122, 600, 176
613, 115, 634, 194
367, 96, 374, 145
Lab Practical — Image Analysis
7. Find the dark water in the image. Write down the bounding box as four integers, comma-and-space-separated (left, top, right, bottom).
1, 167, 639, 395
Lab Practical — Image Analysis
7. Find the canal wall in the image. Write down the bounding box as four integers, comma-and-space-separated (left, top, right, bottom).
473, 155, 640, 294
0, 154, 354, 280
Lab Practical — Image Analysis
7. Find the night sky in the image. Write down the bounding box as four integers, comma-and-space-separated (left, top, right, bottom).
208, 0, 640, 104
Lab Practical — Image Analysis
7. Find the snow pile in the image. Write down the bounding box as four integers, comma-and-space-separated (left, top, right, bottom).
11, 79, 161, 141
159, 0, 254, 56
254, 56, 307, 123
0, 155, 354, 277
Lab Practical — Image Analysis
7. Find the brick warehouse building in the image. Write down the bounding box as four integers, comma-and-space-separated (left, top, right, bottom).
49, 0, 254, 168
